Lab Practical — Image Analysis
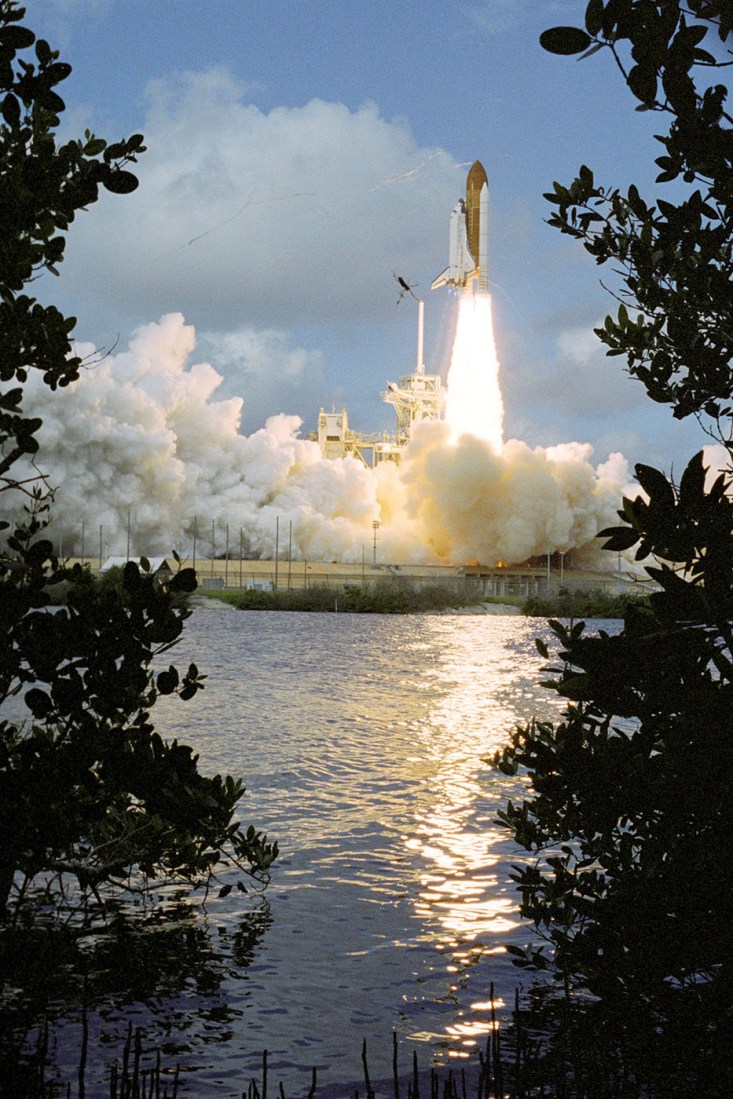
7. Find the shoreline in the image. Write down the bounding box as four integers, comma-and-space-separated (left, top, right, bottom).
191, 595, 522, 615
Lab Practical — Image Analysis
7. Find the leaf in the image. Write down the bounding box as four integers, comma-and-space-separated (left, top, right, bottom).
104, 141, 129, 160
25, 688, 53, 719
35, 38, 53, 65
539, 27, 592, 56
218, 883, 233, 898
156, 667, 180, 695
678, 450, 706, 507
0, 25, 36, 48
627, 64, 658, 104
44, 61, 72, 85
84, 136, 106, 157
38, 89, 65, 114
577, 41, 605, 61
634, 464, 675, 509
122, 560, 141, 590
169, 568, 197, 593
102, 170, 139, 195
25, 538, 53, 564
2, 93, 20, 127
584, 0, 604, 36
597, 525, 639, 552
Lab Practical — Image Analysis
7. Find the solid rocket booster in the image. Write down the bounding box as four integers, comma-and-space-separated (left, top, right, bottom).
431, 160, 489, 292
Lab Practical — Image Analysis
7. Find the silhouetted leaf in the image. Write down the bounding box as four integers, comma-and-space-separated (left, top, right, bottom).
628, 63, 658, 104
2, 92, 20, 126
25, 688, 53, 719
102, 170, 139, 194
0, 24, 35, 48
540, 27, 592, 55
635, 464, 675, 508
678, 450, 706, 506
598, 525, 640, 552
156, 667, 180, 695
169, 568, 197, 593
585, 0, 604, 36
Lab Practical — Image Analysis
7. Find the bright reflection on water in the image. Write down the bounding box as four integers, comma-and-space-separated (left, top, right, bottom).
149, 607, 565, 1092
10, 606, 579, 1096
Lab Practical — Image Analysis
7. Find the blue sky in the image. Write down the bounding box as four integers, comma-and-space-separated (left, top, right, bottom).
30, 0, 707, 472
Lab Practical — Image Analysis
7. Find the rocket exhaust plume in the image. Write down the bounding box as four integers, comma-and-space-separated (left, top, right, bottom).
444, 290, 504, 453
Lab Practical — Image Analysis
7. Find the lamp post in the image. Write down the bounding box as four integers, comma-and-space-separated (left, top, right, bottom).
372, 520, 380, 567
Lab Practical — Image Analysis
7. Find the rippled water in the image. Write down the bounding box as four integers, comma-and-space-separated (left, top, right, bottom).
8, 606, 587, 1096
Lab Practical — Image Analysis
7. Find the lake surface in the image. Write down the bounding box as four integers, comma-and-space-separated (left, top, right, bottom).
8, 606, 584, 1097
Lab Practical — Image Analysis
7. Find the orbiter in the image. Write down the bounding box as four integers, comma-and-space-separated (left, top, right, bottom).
431, 160, 489, 292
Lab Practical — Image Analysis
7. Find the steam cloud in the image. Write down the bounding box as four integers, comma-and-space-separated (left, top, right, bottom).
4, 313, 630, 567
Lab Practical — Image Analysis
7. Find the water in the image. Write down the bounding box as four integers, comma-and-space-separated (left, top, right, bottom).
5, 606, 581, 1096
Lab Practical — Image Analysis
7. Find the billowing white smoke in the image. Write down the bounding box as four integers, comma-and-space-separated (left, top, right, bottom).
4, 314, 629, 566
390, 425, 628, 564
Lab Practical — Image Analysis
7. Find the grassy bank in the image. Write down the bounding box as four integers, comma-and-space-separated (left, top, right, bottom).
196, 579, 512, 614
520, 586, 651, 619
196, 582, 649, 619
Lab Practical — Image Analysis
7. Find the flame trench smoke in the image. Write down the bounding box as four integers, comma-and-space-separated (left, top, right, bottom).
4, 309, 629, 566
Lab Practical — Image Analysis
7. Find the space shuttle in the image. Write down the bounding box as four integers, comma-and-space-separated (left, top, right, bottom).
431, 160, 489, 292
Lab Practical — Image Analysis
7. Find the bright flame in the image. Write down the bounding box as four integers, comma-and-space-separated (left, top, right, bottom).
444, 291, 504, 453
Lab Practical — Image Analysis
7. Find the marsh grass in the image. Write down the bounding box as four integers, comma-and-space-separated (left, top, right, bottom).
197, 580, 508, 615
9, 980, 721, 1099
520, 587, 650, 620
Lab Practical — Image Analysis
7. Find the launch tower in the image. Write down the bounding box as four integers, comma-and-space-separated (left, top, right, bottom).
315, 296, 444, 465
380, 297, 444, 447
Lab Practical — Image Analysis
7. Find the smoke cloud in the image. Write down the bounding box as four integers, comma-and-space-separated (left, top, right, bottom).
6, 314, 630, 567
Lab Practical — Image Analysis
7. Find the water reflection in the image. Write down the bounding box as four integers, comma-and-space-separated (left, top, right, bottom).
161, 610, 564, 1088
398, 619, 546, 1056
0, 895, 273, 1095
3, 609, 568, 1095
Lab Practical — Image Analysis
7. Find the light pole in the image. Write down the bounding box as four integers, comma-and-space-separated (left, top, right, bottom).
372, 520, 380, 567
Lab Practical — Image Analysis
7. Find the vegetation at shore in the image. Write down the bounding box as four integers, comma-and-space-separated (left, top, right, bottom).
196, 580, 648, 618
520, 585, 650, 619
5, 985, 685, 1099
197, 579, 508, 613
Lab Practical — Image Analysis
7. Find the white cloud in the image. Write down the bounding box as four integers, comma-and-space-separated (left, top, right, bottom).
53, 68, 458, 338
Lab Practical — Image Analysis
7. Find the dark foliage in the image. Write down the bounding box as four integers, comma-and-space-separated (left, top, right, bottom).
541, 0, 733, 422
494, 3, 733, 1090
224, 578, 482, 614
521, 585, 651, 619
0, 1, 276, 923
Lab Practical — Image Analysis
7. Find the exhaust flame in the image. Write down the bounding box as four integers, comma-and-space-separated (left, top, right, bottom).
444, 291, 504, 453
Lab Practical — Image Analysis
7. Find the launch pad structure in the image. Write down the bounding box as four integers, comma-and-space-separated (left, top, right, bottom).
316, 298, 446, 466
